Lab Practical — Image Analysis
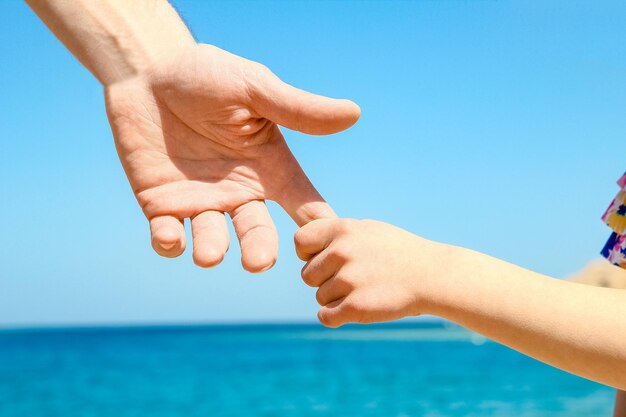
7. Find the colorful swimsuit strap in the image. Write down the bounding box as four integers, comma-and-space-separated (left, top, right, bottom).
601, 172, 626, 268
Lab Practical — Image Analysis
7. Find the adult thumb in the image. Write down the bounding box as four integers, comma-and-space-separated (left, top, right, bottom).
250, 67, 360, 135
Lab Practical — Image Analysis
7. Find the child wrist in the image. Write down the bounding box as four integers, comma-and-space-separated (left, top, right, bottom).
415, 242, 461, 317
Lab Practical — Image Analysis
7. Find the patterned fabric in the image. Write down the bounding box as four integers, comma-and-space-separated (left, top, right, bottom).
601, 172, 626, 268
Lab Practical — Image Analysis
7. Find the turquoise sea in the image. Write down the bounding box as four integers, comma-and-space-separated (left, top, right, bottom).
0, 322, 614, 417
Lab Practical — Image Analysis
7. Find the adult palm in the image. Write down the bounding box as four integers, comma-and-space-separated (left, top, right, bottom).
105, 44, 359, 272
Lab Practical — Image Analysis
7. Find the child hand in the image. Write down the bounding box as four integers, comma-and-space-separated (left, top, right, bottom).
294, 219, 449, 327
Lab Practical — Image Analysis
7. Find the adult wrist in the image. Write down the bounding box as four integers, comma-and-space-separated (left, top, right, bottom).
27, 0, 196, 86
92, 0, 197, 86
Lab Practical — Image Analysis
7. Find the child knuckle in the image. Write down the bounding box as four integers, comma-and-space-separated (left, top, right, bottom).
361, 218, 378, 227
315, 288, 326, 306
293, 229, 306, 249
334, 219, 356, 234
334, 273, 354, 290
329, 244, 351, 262
345, 298, 365, 317
300, 265, 317, 287
317, 310, 334, 327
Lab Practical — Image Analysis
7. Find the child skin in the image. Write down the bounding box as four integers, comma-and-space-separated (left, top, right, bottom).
295, 218, 626, 390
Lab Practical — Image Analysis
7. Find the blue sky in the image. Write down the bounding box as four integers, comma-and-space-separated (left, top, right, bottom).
1, 1, 625, 327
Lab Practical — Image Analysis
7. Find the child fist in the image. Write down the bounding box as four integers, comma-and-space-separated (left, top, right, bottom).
294, 219, 448, 327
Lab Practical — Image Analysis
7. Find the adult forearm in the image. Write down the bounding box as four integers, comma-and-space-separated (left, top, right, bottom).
26, 0, 195, 85
426, 246, 626, 389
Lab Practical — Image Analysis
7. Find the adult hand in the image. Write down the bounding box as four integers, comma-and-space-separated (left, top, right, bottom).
106, 44, 360, 271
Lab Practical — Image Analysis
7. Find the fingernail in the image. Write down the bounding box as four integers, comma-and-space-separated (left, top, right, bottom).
159, 242, 177, 251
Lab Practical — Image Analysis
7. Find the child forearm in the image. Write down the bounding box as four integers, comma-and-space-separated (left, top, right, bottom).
296, 219, 626, 388
427, 245, 626, 389
26, 0, 195, 85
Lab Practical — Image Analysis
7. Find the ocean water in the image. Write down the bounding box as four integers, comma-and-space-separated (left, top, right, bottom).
0, 322, 614, 417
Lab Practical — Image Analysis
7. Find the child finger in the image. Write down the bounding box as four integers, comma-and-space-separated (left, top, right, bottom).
301, 250, 342, 287
317, 297, 360, 328
294, 219, 337, 261
315, 277, 351, 306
